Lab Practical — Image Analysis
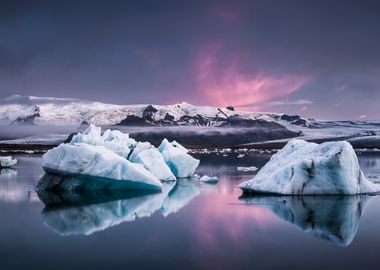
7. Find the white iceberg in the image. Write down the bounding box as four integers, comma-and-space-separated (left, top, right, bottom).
199, 175, 218, 183
0, 156, 17, 168
70, 124, 135, 159
158, 139, 200, 178
237, 166, 258, 172
129, 142, 176, 181
41, 143, 162, 191
239, 139, 380, 195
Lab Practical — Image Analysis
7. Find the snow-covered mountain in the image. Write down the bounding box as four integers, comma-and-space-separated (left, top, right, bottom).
0, 95, 309, 128
1, 95, 380, 148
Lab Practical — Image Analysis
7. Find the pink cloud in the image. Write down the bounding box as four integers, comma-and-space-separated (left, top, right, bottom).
358, 114, 367, 119
195, 49, 308, 109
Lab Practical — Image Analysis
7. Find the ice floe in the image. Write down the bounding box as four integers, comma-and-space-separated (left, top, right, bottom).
198, 175, 218, 184
0, 156, 17, 167
239, 139, 380, 195
237, 166, 258, 172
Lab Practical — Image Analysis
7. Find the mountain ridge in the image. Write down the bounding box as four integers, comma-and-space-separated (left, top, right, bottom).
0, 95, 309, 128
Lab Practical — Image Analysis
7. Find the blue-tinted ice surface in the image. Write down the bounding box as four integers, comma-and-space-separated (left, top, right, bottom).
39, 125, 199, 191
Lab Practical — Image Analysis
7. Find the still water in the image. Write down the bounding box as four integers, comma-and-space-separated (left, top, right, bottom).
0, 152, 380, 270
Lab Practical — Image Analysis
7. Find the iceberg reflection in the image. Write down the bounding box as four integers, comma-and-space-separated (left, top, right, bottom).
38, 174, 199, 236
239, 195, 372, 246
1, 168, 17, 176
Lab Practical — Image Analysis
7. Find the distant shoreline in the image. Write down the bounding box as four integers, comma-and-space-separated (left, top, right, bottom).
1, 137, 379, 155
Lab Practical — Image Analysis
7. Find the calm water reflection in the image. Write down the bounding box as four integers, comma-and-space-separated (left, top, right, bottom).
0, 152, 380, 270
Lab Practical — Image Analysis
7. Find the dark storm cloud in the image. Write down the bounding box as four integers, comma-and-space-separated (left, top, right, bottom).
0, 0, 380, 119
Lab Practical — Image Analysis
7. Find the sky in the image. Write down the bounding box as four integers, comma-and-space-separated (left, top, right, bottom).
1, 0, 380, 120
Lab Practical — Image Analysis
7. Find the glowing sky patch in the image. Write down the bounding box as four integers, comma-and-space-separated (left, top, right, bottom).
195, 50, 308, 109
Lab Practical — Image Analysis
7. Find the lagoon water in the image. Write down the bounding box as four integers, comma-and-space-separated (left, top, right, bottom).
1, 152, 380, 270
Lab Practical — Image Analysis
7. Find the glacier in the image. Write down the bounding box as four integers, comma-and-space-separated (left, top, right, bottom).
239, 139, 380, 195
158, 138, 200, 178
0, 156, 17, 168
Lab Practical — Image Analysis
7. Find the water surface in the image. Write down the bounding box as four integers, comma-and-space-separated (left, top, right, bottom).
1, 152, 380, 270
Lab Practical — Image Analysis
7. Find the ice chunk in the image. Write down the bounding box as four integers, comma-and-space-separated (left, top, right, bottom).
239, 139, 380, 195
40, 143, 162, 191
237, 166, 258, 172
70, 124, 102, 145
199, 175, 218, 183
70, 124, 135, 159
0, 156, 17, 167
240, 195, 371, 246
171, 140, 188, 153
129, 142, 176, 181
101, 129, 136, 158
158, 139, 200, 178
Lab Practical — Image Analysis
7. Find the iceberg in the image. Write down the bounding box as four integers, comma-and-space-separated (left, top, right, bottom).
0, 156, 17, 168
129, 142, 176, 181
40, 143, 163, 191
240, 195, 371, 246
199, 175, 218, 183
239, 139, 380, 195
158, 139, 200, 178
38, 125, 201, 191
